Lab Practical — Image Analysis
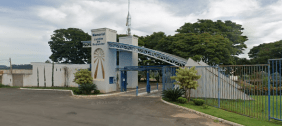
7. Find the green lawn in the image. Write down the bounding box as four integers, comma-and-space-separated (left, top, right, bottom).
201, 96, 282, 121
166, 99, 282, 126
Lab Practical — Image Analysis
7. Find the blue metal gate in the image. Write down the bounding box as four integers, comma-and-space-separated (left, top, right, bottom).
120, 71, 127, 92
268, 59, 282, 121
162, 66, 177, 91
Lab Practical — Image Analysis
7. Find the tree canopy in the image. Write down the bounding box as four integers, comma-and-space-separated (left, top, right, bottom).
138, 32, 170, 66
248, 40, 282, 64
48, 28, 91, 64
176, 19, 248, 56
157, 33, 233, 65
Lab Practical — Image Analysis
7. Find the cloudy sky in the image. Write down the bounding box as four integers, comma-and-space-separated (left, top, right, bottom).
1, 0, 282, 66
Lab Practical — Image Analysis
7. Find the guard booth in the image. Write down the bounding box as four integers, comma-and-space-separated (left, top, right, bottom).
117, 65, 168, 93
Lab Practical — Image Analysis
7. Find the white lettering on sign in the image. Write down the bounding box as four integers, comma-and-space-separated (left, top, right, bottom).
123, 79, 125, 81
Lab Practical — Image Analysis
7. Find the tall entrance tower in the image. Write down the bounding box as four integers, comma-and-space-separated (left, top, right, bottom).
91, 28, 117, 93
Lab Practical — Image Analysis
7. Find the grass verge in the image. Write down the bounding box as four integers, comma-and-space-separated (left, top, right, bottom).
21, 87, 102, 95
0, 84, 20, 88
164, 98, 282, 126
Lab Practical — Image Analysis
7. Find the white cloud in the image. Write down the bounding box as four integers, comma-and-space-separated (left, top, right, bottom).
1, 0, 282, 66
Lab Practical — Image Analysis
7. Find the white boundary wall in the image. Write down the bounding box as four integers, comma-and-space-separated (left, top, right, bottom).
1, 63, 89, 87
184, 58, 252, 100
29, 63, 90, 87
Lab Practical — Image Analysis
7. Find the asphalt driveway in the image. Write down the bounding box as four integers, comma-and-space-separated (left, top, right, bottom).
0, 88, 227, 126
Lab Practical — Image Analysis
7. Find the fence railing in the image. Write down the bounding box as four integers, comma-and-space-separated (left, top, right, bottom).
163, 63, 282, 121
269, 59, 282, 121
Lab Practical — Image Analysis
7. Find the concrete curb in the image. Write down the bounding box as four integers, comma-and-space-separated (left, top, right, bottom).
138, 89, 159, 96
160, 99, 244, 126
20, 87, 147, 98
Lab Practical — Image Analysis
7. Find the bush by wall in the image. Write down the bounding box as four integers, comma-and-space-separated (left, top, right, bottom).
178, 97, 187, 104
162, 87, 185, 101
193, 99, 205, 106
78, 83, 97, 94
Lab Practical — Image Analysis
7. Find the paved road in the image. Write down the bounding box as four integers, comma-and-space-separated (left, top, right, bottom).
0, 88, 228, 126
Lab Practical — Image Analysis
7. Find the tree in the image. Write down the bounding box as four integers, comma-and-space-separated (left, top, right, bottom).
176, 19, 248, 56
248, 40, 282, 64
48, 28, 91, 64
158, 33, 234, 65
141, 32, 166, 50
138, 32, 170, 66
233, 57, 252, 65
45, 60, 51, 63
171, 67, 201, 102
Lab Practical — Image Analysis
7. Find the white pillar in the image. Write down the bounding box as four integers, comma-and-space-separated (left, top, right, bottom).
91, 28, 117, 93
119, 36, 138, 88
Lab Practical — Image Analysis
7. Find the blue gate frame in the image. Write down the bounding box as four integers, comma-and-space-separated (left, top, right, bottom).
120, 71, 127, 92
162, 66, 177, 91
268, 59, 282, 121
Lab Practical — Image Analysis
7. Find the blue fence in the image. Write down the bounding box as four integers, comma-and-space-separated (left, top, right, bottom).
162, 61, 282, 121
269, 59, 282, 121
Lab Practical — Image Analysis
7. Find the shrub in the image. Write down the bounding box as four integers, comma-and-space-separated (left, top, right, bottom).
94, 90, 100, 94
73, 88, 82, 94
0, 84, 10, 88
170, 67, 201, 102
73, 69, 93, 85
162, 87, 185, 101
79, 83, 97, 94
178, 97, 187, 104
193, 99, 205, 106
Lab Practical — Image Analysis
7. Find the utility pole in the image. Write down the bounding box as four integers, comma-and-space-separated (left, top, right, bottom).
9, 58, 13, 86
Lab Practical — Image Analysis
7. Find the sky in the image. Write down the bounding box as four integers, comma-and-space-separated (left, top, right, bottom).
1, 0, 282, 66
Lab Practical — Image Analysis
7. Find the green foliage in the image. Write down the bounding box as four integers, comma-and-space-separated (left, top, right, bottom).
73, 88, 82, 94
162, 87, 185, 101
94, 90, 100, 94
73, 69, 93, 85
138, 32, 170, 66
248, 40, 282, 64
171, 99, 282, 126
48, 28, 91, 64
158, 33, 234, 65
0, 84, 10, 88
193, 99, 205, 106
176, 19, 248, 56
78, 83, 97, 94
202, 104, 210, 109
177, 97, 187, 104
171, 67, 201, 101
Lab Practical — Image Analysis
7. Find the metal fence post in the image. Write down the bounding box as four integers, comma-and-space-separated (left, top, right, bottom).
268, 60, 271, 121
218, 66, 220, 108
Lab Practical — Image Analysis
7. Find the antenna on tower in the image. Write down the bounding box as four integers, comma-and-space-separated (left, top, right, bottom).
126, 0, 131, 36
